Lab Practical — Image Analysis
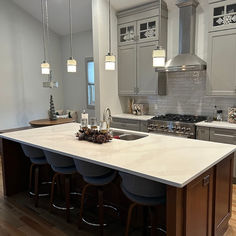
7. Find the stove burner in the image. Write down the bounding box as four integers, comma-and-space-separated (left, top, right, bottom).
151, 114, 207, 123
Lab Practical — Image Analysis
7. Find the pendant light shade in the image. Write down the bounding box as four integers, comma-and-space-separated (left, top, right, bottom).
41, 61, 50, 75
152, 0, 166, 68
105, 0, 115, 71
67, 0, 77, 73
41, 0, 50, 75
105, 53, 116, 71
67, 57, 77, 72
153, 46, 166, 67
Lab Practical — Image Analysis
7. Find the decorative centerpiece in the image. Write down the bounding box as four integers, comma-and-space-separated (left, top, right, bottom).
49, 95, 57, 121
76, 127, 112, 144
228, 108, 236, 123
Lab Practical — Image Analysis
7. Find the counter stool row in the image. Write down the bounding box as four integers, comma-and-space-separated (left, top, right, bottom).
21, 144, 166, 235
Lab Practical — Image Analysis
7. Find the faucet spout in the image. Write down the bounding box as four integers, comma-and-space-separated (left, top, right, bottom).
103, 107, 112, 129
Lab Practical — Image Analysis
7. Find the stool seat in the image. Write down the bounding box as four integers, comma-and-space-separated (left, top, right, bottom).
30, 157, 48, 165
121, 184, 165, 206
51, 165, 77, 175
83, 171, 116, 186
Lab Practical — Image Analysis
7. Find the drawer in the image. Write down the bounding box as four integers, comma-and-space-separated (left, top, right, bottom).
197, 127, 210, 141
210, 128, 236, 144
111, 118, 140, 131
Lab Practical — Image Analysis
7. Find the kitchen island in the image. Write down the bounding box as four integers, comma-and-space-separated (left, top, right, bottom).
0, 123, 235, 236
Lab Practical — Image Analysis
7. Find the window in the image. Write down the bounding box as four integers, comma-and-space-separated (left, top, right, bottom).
85, 58, 95, 108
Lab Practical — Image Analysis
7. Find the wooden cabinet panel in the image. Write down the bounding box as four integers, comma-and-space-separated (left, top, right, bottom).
207, 29, 236, 96
214, 155, 233, 235
118, 45, 137, 95
210, 128, 236, 144
111, 118, 140, 131
185, 168, 213, 236
197, 127, 210, 141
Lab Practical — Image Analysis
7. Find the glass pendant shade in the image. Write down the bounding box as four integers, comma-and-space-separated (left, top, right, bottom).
41, 61, 50, 75
152, 47, 166, 67
105, 54, 116, 71
67, 58, 77, 72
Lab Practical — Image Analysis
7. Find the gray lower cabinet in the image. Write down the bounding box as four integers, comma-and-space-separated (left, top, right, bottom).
207, 29, 236, 96
196, 126, 236, 177
111, 118, 148, 132
118, 45, 137, 95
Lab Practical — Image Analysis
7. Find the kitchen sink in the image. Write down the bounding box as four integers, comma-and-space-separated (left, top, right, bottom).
112, 130, 148, 141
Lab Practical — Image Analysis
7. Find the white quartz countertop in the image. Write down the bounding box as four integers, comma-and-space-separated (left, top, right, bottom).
112, 113, 153, 121
1, 123, 235, 188
196, 121, 236, 130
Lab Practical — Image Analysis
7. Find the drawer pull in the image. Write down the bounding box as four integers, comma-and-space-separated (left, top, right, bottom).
203, 175, 210, 186
213, 133, 235, 138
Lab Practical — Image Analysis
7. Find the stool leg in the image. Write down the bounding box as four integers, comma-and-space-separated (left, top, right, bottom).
98, 188, 104, 236
125, 202, 137, 236
143, 206, 148, 236
50, 173, 59, 213
34, 166, 39, 207
65, 175, 70, 222
29, 163, 35, 194
150, 206, 157, 236
78, 183, 91, 228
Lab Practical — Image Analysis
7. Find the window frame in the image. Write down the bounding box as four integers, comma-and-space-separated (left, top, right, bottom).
85, 57, 95, 110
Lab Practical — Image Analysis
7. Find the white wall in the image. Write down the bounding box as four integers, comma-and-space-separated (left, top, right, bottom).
92, 0, 124, 120
61, 31, 95, 118
0, 0, 64, 130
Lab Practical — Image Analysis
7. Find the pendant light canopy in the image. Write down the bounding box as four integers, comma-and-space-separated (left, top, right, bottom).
67, 0, 77, 73
153, 0, 166, 68
41, 0, 50, 75
105, 0, 116, 71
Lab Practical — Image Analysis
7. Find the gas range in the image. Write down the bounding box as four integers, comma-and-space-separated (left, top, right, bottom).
147, 114, 207, 139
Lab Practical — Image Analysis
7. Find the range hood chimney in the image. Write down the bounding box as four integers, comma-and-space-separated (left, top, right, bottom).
159, 0, 206, 72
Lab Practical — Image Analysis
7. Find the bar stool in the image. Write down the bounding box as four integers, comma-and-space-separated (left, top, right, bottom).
21, 144, 50, 208
119, 172, 166, 236
44, 150, 77, 222
74, 159, 117, 236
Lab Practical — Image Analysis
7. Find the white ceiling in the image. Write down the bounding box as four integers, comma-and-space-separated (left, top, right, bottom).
11, 0, 175, 36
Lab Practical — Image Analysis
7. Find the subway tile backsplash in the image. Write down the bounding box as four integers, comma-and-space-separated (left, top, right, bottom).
129, 72, 236, 121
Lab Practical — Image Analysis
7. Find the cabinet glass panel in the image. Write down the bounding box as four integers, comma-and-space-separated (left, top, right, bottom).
139, 20, 157, 40
227, 4, 236, 14
214, 6, 225, 16
120, 25, 135, 43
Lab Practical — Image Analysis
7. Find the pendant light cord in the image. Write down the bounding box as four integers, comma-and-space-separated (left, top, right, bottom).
41, 0, 47, 62
69, 0, 73, 58
159, 0, 162, 47
45, 0, 50, 64
109, 0, 111, 54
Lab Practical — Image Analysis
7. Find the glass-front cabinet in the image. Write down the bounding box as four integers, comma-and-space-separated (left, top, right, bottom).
209, 0, 236, 31
118, 22, 136, 46
137, 17, 159, 43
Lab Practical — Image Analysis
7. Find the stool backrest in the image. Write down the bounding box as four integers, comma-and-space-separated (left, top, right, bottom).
44, 150, 74, 168
74, 159, 111, 177
21, 144, 44, 159
119, 172, 166, 198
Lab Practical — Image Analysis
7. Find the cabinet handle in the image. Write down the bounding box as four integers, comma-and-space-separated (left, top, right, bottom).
203, 175, 210, 186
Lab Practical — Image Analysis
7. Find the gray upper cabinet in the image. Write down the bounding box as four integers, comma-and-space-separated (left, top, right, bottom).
118, 45, 137, 95
207, 29, 236, 96
137, 17, 159, 43
118, 22, 137, 46
209, 0, 236, 32
117, 2, 168, 96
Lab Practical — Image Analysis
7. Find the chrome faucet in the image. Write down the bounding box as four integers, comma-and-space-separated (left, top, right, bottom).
103, 107, 112, 129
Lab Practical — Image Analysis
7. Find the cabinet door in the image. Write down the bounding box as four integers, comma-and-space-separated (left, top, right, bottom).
209, 0, 236, 32
118, 45, 137, 96
210, 128, 236, 144
207, 29, 236, 96
137, 17, 159, 43
185, 168, 213, 236
197, 127, 210, 141
111, 118, 140, 131
137, 42, 158, 95
118, 22, 136, 46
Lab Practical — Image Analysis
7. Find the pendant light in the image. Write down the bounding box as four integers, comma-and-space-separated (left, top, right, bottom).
105, 0, 116, 71
152, 0, 166, 68
41, 0, 50, 75
67, 0, 77, 73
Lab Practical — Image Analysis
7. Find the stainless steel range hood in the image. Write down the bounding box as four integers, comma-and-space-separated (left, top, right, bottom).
158, 0, 206, 72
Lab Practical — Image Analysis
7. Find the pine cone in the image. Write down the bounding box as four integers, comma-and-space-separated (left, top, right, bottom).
96, 134, 106, 144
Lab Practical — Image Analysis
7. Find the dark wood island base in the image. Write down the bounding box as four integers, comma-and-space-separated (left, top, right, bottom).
1, 138, 234, 236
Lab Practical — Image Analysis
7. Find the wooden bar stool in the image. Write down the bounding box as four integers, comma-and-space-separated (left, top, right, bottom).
21, 144, 50, 207
119, 172, 166, 236
44, 150, 77, 222
74, 159, 117, 236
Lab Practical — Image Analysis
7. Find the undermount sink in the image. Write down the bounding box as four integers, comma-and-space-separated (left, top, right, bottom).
112, 130, 147, 141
